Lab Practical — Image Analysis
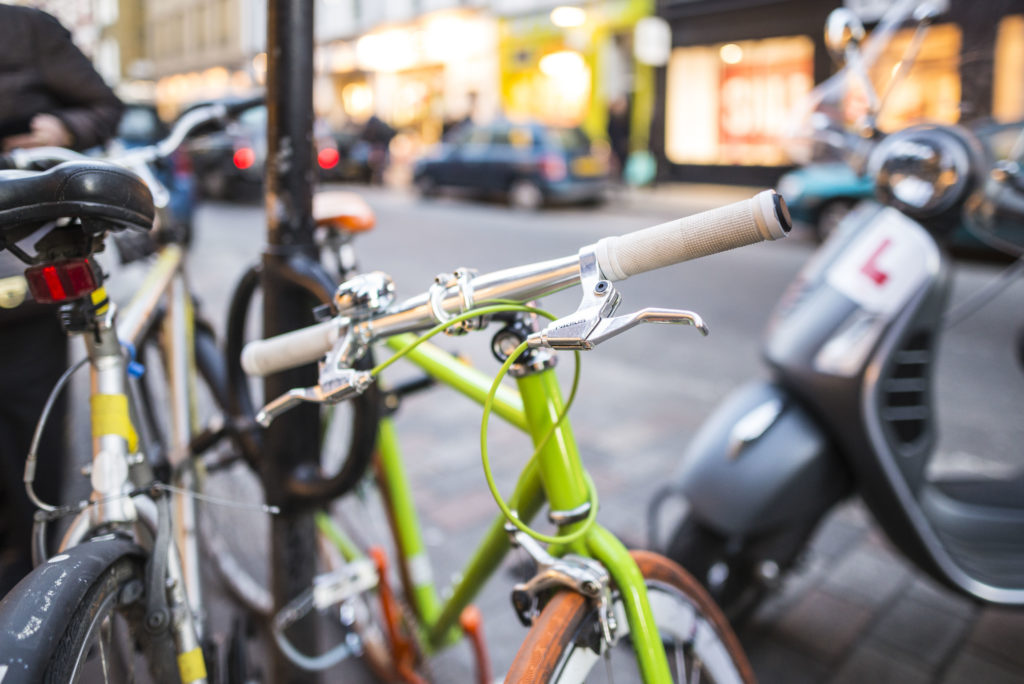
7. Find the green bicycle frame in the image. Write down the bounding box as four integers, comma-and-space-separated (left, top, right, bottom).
320, 333, 674, 683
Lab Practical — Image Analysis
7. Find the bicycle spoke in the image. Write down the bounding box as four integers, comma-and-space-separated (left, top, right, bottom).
100, 617, 111, 684
603, 646, 614, 683
688, 654, 703, 684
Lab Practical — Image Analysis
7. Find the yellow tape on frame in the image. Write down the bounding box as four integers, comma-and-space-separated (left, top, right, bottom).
90, 394, 139, 453
177, 646, 208, 683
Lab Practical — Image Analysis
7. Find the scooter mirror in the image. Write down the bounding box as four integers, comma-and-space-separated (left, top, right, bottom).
824, 8, 865, 65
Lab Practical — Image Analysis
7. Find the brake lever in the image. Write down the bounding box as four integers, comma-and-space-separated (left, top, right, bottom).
256, 368, 373, 427
526, 246, 709, 351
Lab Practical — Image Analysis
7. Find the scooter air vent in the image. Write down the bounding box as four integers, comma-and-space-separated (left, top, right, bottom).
879, 331, 933, 449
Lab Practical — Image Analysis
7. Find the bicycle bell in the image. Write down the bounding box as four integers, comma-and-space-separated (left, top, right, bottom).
333, 271, 396, 320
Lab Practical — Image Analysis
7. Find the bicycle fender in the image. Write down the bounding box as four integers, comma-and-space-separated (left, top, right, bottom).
671, 381, 851, 537
0, 535, 144, 682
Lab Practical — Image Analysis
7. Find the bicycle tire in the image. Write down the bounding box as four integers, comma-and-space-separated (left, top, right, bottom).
224, 262, 381, 502
663, 516, 768, 625
505, 550, 755, 684
45, 554, 179, 683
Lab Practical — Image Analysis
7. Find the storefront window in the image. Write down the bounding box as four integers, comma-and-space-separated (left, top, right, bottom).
855, 22, 961, 131
665, 36, 814, 166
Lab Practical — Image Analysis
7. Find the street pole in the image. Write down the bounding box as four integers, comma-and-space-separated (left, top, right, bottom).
262, 1, 320, 681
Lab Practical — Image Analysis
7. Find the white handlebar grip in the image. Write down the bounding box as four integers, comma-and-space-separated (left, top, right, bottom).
240, 319, 343, 377
594, 190, 791, 281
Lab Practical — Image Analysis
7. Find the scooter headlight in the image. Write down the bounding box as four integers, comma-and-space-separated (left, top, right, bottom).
867, 124, 984, 225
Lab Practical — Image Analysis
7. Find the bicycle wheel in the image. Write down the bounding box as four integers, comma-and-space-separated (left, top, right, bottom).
0, 545, 179, 684
505, 551, 755, 684
224, 262, 380, 501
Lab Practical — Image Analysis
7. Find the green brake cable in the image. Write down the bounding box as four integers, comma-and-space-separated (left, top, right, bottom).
368, 301, 597, 545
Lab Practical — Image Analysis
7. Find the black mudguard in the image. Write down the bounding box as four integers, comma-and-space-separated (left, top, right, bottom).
672, 381, 851, 537
0, 535, 144, 682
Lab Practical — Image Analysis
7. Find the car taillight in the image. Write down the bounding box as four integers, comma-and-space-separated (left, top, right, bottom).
318, 147, 340, 169
539, 154, 567, 182
25, 259, 98, 303
173, 149, 193, 175
233, 147, 255, 170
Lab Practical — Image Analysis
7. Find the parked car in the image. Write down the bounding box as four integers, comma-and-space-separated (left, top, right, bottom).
186, 102, 266, 201
775, 161, 873, 243
318, 128, 376, 183
413, 121, 609, 209
777, 119, 1024, 258
186, 100, 349, 201
110, 102, 197, 245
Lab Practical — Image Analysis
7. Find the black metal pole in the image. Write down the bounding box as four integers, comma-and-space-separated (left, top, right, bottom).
262, 1, 320, 681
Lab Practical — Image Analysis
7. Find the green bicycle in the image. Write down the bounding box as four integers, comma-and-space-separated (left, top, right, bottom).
240, 190, 791, 682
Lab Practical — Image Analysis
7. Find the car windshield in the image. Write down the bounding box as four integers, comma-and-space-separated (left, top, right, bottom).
238, 106, 267, 133
544, 127, 590, 152
117, 107, 164, 144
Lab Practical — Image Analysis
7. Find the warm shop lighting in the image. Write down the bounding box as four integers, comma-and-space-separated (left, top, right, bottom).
550, 6, 586, 28
342, 82, 373, 119
720, 43, 744, 64
539, 50, 586, 79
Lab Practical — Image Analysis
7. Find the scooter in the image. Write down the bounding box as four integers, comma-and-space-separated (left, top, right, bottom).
648, 1, 1024, 619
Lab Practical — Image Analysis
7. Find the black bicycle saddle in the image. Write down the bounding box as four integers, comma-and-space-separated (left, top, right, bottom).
0, 160, 154, 239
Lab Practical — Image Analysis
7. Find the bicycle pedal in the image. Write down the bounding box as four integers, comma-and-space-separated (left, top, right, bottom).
312, 558, 378, 610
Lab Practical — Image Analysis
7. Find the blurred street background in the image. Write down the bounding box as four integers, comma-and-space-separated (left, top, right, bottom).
13, 0, 1024, 681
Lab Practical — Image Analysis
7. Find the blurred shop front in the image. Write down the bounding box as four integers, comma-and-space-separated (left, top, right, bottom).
318, 9, 500, 152
654, 0, 1024, 187
499, 0, 656, 161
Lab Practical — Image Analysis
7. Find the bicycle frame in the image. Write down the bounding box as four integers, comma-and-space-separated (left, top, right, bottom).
49, 244, 210, 673
321, 332, 676, 683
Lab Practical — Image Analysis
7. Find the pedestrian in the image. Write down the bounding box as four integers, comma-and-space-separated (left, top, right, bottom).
606, 97, 630, 181
0, 3, 124, 596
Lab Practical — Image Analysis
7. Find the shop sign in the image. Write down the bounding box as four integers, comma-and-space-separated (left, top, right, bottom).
719, 58, 813, 153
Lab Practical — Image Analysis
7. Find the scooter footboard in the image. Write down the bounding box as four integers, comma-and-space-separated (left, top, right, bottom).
666, 381, 851, 538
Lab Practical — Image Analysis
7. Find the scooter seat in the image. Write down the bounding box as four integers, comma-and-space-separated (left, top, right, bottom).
0, 161, 154, 240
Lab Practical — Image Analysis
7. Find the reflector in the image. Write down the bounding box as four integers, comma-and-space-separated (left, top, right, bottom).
25, 259, 97, 303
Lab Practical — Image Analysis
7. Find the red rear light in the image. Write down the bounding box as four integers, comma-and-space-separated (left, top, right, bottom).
173, 149, 193, 175
539, 154, 567, 182
25, 259, 98, 303
233, 147, 255, 170
318, 147, 340, 169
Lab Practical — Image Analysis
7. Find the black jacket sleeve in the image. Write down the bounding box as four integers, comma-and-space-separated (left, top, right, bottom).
32, 11, 123, 151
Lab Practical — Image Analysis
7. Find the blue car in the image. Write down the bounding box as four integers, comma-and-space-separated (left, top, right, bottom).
413, 121, 609, 210
776, 161, 874, 243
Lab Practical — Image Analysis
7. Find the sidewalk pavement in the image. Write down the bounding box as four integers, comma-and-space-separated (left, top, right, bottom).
735, 500, 1024, 684
611, 182, 768, 215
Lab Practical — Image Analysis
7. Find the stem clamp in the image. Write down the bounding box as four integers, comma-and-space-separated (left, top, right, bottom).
429, 268, 481, 335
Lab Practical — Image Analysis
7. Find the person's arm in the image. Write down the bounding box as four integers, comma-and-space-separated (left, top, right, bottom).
31, 10, 123, 151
